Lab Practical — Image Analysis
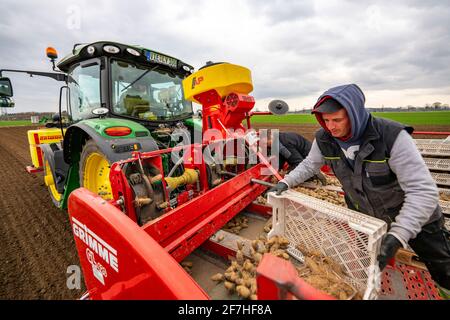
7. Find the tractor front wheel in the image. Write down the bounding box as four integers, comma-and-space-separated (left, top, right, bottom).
79, 139, 113, 200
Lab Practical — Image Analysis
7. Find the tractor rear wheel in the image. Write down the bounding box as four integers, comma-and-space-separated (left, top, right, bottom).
79, 139, 113, 200
43, 157, 62, 207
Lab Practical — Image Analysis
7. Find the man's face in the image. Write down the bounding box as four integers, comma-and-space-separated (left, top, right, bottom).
322, 108, 351, 138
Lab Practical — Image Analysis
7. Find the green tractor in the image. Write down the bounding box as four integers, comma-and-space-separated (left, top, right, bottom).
1, 41, 200, 209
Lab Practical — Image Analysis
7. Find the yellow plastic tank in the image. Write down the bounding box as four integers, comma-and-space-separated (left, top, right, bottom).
183, 63, 253, 104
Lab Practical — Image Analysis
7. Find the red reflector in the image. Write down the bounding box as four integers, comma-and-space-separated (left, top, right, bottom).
104, 126, 132, 136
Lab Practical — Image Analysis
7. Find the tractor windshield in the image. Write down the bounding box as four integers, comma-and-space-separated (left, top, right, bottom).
111, 60, 192, 121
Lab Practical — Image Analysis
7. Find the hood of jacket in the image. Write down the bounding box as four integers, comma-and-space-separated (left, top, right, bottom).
312, 84, 369, 144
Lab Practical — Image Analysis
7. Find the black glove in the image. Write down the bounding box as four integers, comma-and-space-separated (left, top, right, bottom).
267, 182, 289, 195
377, 234, 403, 270
316, 172, 328, 186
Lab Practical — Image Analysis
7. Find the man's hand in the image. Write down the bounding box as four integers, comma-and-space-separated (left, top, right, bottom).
377, 234, 402, 270
267, 182, 289, 195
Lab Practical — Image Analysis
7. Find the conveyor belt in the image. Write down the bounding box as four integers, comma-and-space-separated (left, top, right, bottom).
423, 158, 450, 172
431, 172, 450, 187
414, 139, 450, 157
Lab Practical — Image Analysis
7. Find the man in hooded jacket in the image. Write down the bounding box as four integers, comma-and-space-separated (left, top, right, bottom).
269, 84, 450, 297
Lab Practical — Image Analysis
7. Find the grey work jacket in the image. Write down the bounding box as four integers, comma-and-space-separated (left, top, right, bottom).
315, 117, 442, 227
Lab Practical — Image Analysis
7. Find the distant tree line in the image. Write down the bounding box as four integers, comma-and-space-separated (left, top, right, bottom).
289, 102, 450, 113
0, 111, 64, 121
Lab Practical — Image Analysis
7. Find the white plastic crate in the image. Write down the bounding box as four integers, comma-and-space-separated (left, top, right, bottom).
268, 190, 387, 300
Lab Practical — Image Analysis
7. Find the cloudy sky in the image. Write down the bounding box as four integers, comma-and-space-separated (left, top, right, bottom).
1, 0, 449, 113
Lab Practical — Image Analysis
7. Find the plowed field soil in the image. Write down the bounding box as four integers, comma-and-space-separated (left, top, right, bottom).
0, 126, 85, 299
0, 123, 447, 299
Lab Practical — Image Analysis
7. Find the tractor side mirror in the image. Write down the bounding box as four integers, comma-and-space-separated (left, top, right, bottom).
0, 77, 13, 97
0, 97, 15, 108
268, 99, 289, 115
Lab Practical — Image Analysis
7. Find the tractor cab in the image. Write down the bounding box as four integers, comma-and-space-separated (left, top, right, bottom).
57, 42, 195, 128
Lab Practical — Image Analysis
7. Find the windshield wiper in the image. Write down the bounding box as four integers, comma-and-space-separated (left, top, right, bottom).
121, 65, 159, 93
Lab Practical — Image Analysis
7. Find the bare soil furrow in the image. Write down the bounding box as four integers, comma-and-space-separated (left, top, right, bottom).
0, 129, 84, 299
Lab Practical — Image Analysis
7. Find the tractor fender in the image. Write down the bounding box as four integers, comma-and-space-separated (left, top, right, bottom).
41, 143, 56, 175
63, 122, 159, 165
41, 143, 69, 194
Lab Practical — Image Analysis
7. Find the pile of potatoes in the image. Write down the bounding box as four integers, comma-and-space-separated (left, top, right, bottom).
256, 196, 268, 205
263, 220, 272, 234
307, 175, 342, 187
261, 173, 343, 207
440, 191, 450, 202
222, 215, 250, 235
296, 244, 361, 300
293, 186, 347, 207
211, 235, 360, 300
324, 175, 342, 187
210, 235, 291, 300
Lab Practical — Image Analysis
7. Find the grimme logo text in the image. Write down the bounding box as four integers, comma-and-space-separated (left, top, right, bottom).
71, 217, 119, 272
